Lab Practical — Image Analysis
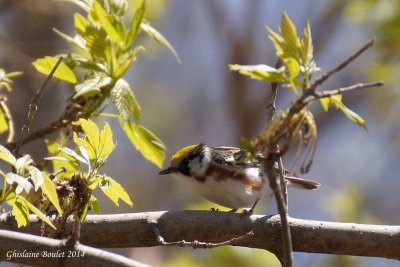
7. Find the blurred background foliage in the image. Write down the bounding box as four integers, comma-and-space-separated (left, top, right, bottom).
0, 1, 399, 267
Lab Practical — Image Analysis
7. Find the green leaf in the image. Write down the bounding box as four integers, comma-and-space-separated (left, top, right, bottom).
41, 175, 63, 215
122, 121, 166, 168
324, 95, 367, 129
45, 138, 79, 175
27, 166, 44, 191
0, 145, 16, 167
32, 56, 77, 84
125, 0, 146, 48
12, 197, 29, 228
284, 58, 300, 79
53, 28, 88, 51
280, 12, 301, 59
300, 19, 313, 65
0, 108, 9, 134
100, 176, 133, 207
73, 119, 100, 158
91, 1, 124, 43
229, 64, 287, 82
140, 22, 181, 63
267, 12, 301, 61
5, 71, 23, 79
5, 173, 32, 195
320, 94, 343, 111
61, 147, 89, 165
15, 155, 33, 174
111, 79, 141, 123
19, 196, 56, 230
74, 76, 112, 99
115, 46, 144, 78
98, 122, 114, 158
74, 13, 89, 36
90, 195, 101, 214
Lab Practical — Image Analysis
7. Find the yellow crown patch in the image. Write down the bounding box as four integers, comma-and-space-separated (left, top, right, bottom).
171, 144, 199, 166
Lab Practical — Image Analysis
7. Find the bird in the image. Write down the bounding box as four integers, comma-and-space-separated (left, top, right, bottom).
159, 143, 320, 213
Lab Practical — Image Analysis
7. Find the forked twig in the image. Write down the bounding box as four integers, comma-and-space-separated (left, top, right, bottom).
13, 57, 64, 156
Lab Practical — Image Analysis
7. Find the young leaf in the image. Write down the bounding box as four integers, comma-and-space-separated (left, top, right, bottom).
5, 173, 33, 195
100, 176, 133, 207
284, 58, 300, 79
19, 196, 56, 230
0, 108, 9, 134
60, 147, 89, 165
15, 155, 33, 175
140, 22, 181, 63
11, 197, 29, 228
32, 56, 77, 84
111, 79, 141, 123
122, 121, 166, 168
98, 122, 114, 158
229, 64, 287, 82
27, 166, 44, 191
280, 12, 301, 59
91, 1, 124, 43
0, 144, 16, 167
90, 195, 101, 214
72, 119, 100, 158
53, 28, 88, 51
41, 175, 63, 215
125, 0, 146, 48
325, 95, 367, 129
74, 13, 89, 36
74, 76, 112, 99
300, 19, 313, 65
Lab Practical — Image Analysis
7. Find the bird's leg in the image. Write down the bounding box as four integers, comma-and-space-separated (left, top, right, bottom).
229, 208, 238, 213
242, 199, 259, 215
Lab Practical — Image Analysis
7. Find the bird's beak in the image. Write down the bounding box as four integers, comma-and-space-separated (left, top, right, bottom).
159, 167, 176, 175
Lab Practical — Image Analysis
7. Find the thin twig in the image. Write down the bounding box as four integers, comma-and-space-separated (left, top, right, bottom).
151, 222, 254, 248
13, 57, 64, 156
306, 81, 384, 103
267, 59, 283, 122
0, 96, 16, 143
307, 39, 375, 92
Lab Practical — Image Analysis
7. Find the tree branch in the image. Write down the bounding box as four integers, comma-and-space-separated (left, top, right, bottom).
0, 229, 150, 267
1, 211, 399, 260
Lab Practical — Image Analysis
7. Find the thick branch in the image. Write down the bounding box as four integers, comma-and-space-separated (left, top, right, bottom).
0, 211, 399, 260
0, 230, 149, 267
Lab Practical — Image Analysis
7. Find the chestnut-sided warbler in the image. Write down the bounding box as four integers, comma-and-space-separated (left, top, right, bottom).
159, 143, 320, 213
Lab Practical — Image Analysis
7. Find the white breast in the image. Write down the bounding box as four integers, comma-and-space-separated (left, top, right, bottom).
171, 167, 271, 209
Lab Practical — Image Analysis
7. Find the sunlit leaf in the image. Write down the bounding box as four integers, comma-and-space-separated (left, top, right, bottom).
90, 195, 101, 214
74, 13, 89, 36
284, 58, 300, 79
60, 147, 89, 165
140, 22, 180, 63
100, 175, 133, 207
15, 155, 33, 175
27, 166, 44, 191
229, 64, 287, 82
0, 145, 16, 167
32, 56, 77, 84
125, 0, 146, 48
0, 106, 9, 134
41, 175, 63, 215
300, 19, 313, 65
122, 121, 166, 168
53, 28, 88, 51
72, 119, 100, 158
74, 76, 112, 99
324, 95, 367, 129
5, 173, 32, 195
19, 196, 56, 229
11, 197, 29, 228
91, 1, 124, 43
98, 122, 114, 158
110, 79, 141, 123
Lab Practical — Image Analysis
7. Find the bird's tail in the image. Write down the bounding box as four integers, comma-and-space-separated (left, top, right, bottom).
285, 176, 321, 190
